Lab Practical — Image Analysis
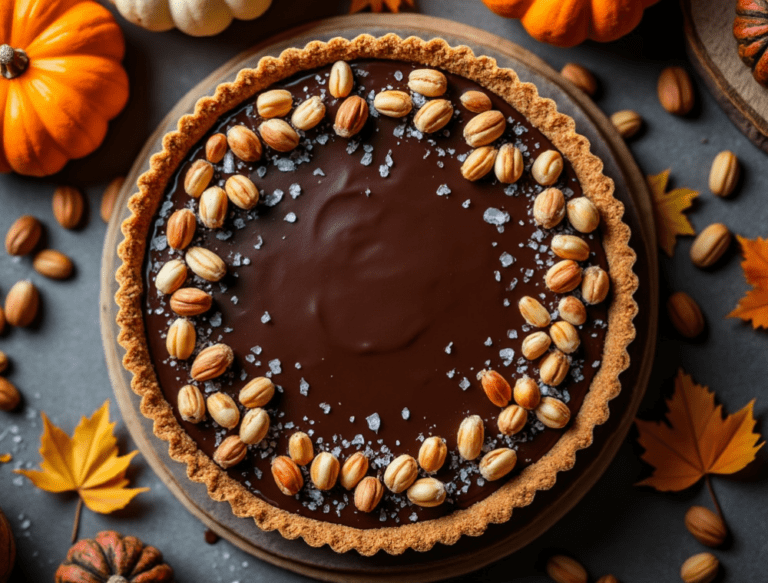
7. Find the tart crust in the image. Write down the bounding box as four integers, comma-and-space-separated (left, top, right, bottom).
115, 34, 638, 556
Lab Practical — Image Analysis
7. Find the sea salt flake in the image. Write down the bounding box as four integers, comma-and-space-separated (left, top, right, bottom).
366, 413, 381, 433
250, 346, 262, 355
378, 164, 390, 178
319, 402, 331, 414
500, 252, 515, 267
289, 183, 302, 198
313, 168, 325, 176
300, 378, 310, 396
268, 359, 282, 375
263, 190, 283, 207
254, 236, 264, 250
445, 342, 453, 354
385, 150, 394, 167
436, 184, 451, 196
484, 337, 493, 346
261, 311, 271, 324
401, 408, 410, 420
459, 377, 470, 390
483, 208, 510, 226
284, 212, 297, 223
394, 70, 404, 81
276, 158, 295, 172
500, 348, 515, 366
360, 152, 373, 166
447, 369, 457, 379
462, 199, 471, 208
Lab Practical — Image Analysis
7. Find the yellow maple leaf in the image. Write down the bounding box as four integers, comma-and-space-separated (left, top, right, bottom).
0, 453, 11, 463
636, 369, 763, 492
349, 0, 414, 13
728, 236, 768, 329
648, 169, 699, 257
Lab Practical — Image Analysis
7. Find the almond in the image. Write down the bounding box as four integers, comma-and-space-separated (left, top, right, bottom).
457, 415, 484, 460
225, 174, 259, 210
206, 391, 239, 428
581, 266, 610, 304
185, 247, 226, 282
329, 61, 354, 98
183, 159, 214, 198
288, 431, 314, 466
213, 435, 247, 469
0, 378, 21, 412
546, 555, 588, 583
177, 384, 205, 423
205, 133, 228, 163
560, 63, 597, 96
460, 90, 492, 113
566, 197, 600, 233
460, 146, 497, 181
354, 476, 384, 512
166, 318, 196, 360
52, 186, 85, 229
667, 292, 705, 339
521, 331, 551, 360
199, 186, 228, 229
383, 454, 418, 493
5, 280, 39, 327
271, 455, 304, 496
709, 151, 739, 197
291, 96, 326, 131
658, 66, 694, 116
169, 287, 212, 316
551, 234, 590, 261
191, 344, 234, 381
536, 396, 571, 428
611, 109, 643, 139
407, 477, 446, 507
0, 350, 7, 374
684, 506, 727, 547
5, 215, 41, 256
155, 259, 187, 294
32, 249, 73, 280
256, 89, 293, 118
463, 110, 506, 147
259, 118, 300, 152
680, 552, 718, 583
238, 377, 275, 408
690, 223, 731, 268
479, 448, 517, 481
558, 296, 587, 326
477, 369, 512, 407
227, 125, 262, 161
531, 150, 563, 186
413, 99, 453, 134
339, 451, 368, 489
310, 451, 340, 490
167, 209, 196, 250
550, 321, 580, 354
418, 436, 447, 473
545, 260, 582, 293
533, 187, 566, 228
373, 90, 413, 118
333, 95, 369, 138
498, 404, 527, 435
518, 296, 551, 327
239, 407, 269, 445
513, 376, 541, 410
539, 351, 570, 386
100, 176, 125, 223
408, 69, 447, 96
494, 143, 524, 184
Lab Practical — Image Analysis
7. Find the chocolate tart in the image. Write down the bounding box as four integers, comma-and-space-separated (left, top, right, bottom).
116, 34, 638, 556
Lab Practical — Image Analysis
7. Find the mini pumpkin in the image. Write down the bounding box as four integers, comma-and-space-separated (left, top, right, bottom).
734, 0, 768, 86
482, 0, 661, 47
111, 0, 272, 37
0, 0, 129, 177
55, 531, 173, 583
0, 507, 15, 583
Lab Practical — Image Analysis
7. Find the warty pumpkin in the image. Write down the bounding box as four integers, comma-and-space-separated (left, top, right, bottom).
55, 531, 173, 583
0, 0, 129, 176
482, 0, 661, 47
0, 507, 14, 583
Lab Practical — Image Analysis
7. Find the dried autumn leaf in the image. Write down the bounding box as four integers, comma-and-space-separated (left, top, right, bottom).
648, 169, 699, 256
728, 236, 768, 329
636, 369, 763, 492
0, 453, 10, 463
349, 0, 414, 13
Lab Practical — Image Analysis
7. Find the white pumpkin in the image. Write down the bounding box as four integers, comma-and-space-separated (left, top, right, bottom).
112, 0, 272, 36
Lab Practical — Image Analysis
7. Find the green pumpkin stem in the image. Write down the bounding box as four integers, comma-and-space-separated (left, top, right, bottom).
0, 45, 29, 79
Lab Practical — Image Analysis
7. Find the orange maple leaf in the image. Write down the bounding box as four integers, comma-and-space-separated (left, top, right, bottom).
728, 236, 768, 328
349, 0, 414, 13
636, 369, 763, 492
648, 169, 699, 257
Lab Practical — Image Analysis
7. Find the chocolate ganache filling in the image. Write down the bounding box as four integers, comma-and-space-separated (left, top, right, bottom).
143, 59, 610, 528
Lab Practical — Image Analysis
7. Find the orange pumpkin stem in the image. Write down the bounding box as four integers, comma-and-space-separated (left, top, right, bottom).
0, 44, 29, 80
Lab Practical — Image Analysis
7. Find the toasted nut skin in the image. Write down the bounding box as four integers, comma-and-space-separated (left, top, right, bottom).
205, 133, 227, 163
611, 109, 643, 138
373, 90, 413, 118
169, 287, 212, 316
354, 476, 384, 512
177, 384, 205, 423
407, 477, 446, 507
239, 407, 269, 445
513, 376, 541, 410
536, 396, 571, 428
52, 186, 85, 229
494, 143, 524, 184
533, 187, 566, 228
581, 266, 610, 304
539, 351, 570, 386
521, 331, 551, 360
560, 63, 597, 96
690, 223, 731, 268
658, 66, 694, 116
464, 110, 506, 147
256, 89, 293, 118
186, 247, 226, 282
531, 150, 563, 185
0, 378, 21, 412
519, 296, 551, 327
155, 259, 187, 294
408, 69, 447, 96
227, 125, 262, 162
550, 321, 580, 354
184, 159, 214, 198
291, 96, 326, 130
479, 448, 518, 481
413, 99, 453, 133
206, 392, 239, 429
191, 344, 234, 382
288, 432, 314, 466
566, 197, 600, 233
5, 215, 42, 256
199, 186, 228, 229
551, 234, 590, 261
667, 292, 705, 338
239, 377, 275, 408
460, 90, 492, 113
329, 61, 354, 98
259, 119, 299, 152
709, 151, 739, 197
477, 369, 512, 407
498, 404, 527, 435
418, 436, 447, 473
559, 296, 587, 326
310, 451, 340, 490
100, 177, 125, 223
272, 455, 304, 496
33, 249, 73, 280
225, 174, 259, 210
334, 95, 369, 138
680, 552, 719, 583
684, 506, 727, 547
166, 318, 196, 359
457, 415, 484, 460
213, 435, 247, 469
546, 555, 588, 583
167, 209, 196, 250
383, 454, 418, 493
340, 451, 368, 489
461, 146, 497, 181
5, 280, 39, 327
0, 351, 7, 374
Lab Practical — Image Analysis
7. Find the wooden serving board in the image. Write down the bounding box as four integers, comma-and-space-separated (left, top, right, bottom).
683, 0, 768, 154
100, 14, 658, 582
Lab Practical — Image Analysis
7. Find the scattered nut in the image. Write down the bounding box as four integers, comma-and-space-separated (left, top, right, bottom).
383, 454, 418, 493
519, 296, 551, 327
206, 392, 239, 429
225, 174, 259, 210
239, 407, 269, 445
0, 351, 7, 374
169, 287, 212, 316
238, 377, 275, 408
460, 90, 492, 113
100, 176, 125, 223
213, 435, 247, 469
477, 369, 512, 407
205, 133, 227, 163
0, 378, 21, 412
680, 552, 719, 583
190, 344, 234, 382
185, 247, 226, 282
690, 223, 731, 268
551, 234, 590, 261
271, 455, 303, 496
539, 350, 570, 386
291, 96, 326, 131
354, 476, 384, 512
418, 436, 447, 473
329, 61, 354, 98
408, 69, 447, 96
531, 150, 563, 186
479, 448, 517, 481
259, 119, 299, 152
155, 259, 187, 295
32, 249, 73, 280
334, 95, 369, 138
546, 260, 583, 293
256, 89, 293, 118
457, 415, 484, 460
184, 159, 214, 198
5, 280, 39, 327
498, 404, 527, 435
684, 506, 727, 547
536, 396, 571, 428
658, 66, 695, 116
533, 187, 566, 228
199, 186, 228, 229
339, 451, 368, 490
311, 451, 340, 490
288, 432, 314, 466
581, 266, 610, 304
546, 555, 588, 583
373, 90, 413, 118
464, 110, 506, 147
611, 110, 643, 139
407, 477, 446, 507
413, 98, 453, 134
177, 384, 205, 423
566, 197, 600, 233
521, 331, 552, 360
667, 292, 705, 339
166, 318, 196, 360
559, 296, 587, 326
461, 146, 498, 181
52, 186, 85, 229
5, 215, 42, 256
550, 321, 580, 354
513, 376, 541, 410
494, 143, 524, 184
560, 63, 597, 96
227, 125, 262, 161
709, 151, 740, 197
166, 209, 196, 250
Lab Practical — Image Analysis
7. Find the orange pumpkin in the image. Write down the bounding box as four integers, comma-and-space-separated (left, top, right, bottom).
482, 0, 661, 47
0, 0, 129, 176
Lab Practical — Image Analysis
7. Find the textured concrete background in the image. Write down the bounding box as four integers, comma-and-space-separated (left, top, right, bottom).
1, 1, 766, 581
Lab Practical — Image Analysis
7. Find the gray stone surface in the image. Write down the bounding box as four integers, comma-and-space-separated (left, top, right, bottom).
1, 1, 765, 581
